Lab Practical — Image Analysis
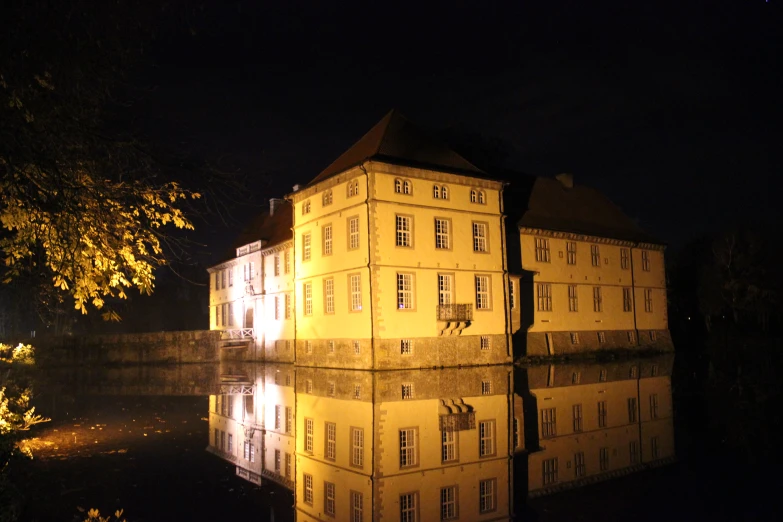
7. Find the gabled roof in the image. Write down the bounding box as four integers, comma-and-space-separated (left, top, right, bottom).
516, 176, 661, 244
307, 110, 485, 187
216, 200, 293, 264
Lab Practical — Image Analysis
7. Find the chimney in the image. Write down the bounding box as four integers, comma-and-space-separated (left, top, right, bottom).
555, 173, 574, 189
292, 184, 301, 192
269, 198, 284, 216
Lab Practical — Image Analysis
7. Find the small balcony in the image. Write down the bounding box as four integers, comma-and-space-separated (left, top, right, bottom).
436, 304, 473, 336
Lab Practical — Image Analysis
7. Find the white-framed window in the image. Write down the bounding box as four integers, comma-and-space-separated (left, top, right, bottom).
642, 250, 651, 271
481, 380, 492, 395
437, 273, 453, 306
322, 189, 333, 206
324, 481, 336, 516
396, 215, 413, 247
348, 216, 360, 250
621, 248, 630, 269
324, 278, 334, 314
480, 335, 491, 350
221, 270, 226, 288
285, 292, 292, 319
475, 275, 491, 310
304, 282, 313, 316
593, 286, 603, 312
274, 254, 280, 276
228, 302, 234, 326
471, 189, 486, 204
228, 267, 233, 287
479, 479, 496, 513
567, 241, 577, 264
575, 451, 586, 477
537, 283, 552, 311
228, 433, 233, 453
285, 406, 292, 434
434, 218, 450, 249
644, 288, 653, 312
433, 185, 440, 199
400, 492, 418, 522
351, 491, 363, 522
350, 273, 362, 311
323, 224, 333, 255
325, 422, 336, 460
541, 408, 556, 438
591, 244, 601, 266
400, 428, 418, 467
598, 331, 606, 343
442, 428, 457, 463
400, 339, 413, 355
479, 420, 495, 457
568, 285, 578, 312
305, 418, 314, 453
598, 401, 607, 428
472, 222, 488, 252
397, 273, 414, 309
351, 427, 364, 467
303, 473, 314, 504
395, 178, 413, 195
573, 404, 583, 432
243, 440, 250, 460
440, 485, 458, 520
302, 199, 311, 215
347, 179, 358, 197
542, 457, 559, 485
302, 232, 311, 261
535, 238, 551, 262
401, 383, 414, 400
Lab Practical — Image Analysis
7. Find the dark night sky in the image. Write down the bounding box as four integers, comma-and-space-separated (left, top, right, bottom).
127, 0, 782, 263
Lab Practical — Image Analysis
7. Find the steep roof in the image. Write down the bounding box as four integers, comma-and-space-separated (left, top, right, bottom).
217, 200, 293, 264
516, 176, 661, 244
307, 110, 485, 187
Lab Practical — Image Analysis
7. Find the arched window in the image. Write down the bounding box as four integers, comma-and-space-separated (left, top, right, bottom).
441, 185, 449, 199
302, 200, 311, 214
470, 189, 477, 203
433, 185, 440, 199
478, 191, 486, 204
395, 179, 403, 194
353, 181, 359, 196
348, 182, 355, 197
403, 180, 412, 195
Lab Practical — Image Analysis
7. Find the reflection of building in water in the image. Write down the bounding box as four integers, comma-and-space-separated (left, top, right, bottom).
519, 356, 675, 497
208, 364, 513, 520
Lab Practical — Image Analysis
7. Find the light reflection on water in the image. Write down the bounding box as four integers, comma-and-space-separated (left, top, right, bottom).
29, 356, 675, 520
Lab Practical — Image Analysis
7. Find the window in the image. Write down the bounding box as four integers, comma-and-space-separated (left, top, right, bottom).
325, 422, 336, 460
227, 395, 234, 417
395, 178, 402, 193
214, 428, 219, 447
573, 404, 583, 432
541, 408, 556, 438
650, 330, 657, 341
650, 394, 659, 419
304, 282, 312, 316
652, 364, 659, 376
304, 473, 313, 504
396, 215, 413, 247
438, 274, 453, 306
479, 479, 496, 513
642, 250, 651, 271
509, 280, 516, 309
400, 492, 417, 522
274, 449, 281, 474
478, 191, 486, 204
228, 433, 233, 453
353, 340, 361, 354
644, 288, 653, 313
228, 303, 234, 326
542, 458, 559, 485
568, 285, 578, 312
593, 286, 603, 312
475, 275, 491, 310
442, 428, 457, 463
591, 244, 601, 266
275, 405, 281, 430
285, 293, 292, 319
621, 248, 630, 269
403, 179, 412, 194
400, 428, 418, 467
323, 224, 333, 255
306, 378, 313, 392
274, 254, 280, 276
348, 180, 358, 197
400, 339, 413, 355
435, 218, 450, 249
220, 431, 225, 450
479, 420, 496, 457
222, 270, 226, 288
397, 273, 414, 309
285, 406, 292, 434
651, 436, 660, 458
441, 185, 448, 199
537, 283, 552, 311
349, 273, 362, 311
401, 383, 414, 400
480, 336, 491, 350
570, 332, 579, 345
440, 486, 458, 520
350, 491, 363, 522
535, 238, 551, 262
285, 452, 292, 478
328, 382, 335, 396
575, 452, 586, 477
243, 440, 250, 460
628, 330, 636, 343
433, 185, 440, 199
623, 287, 633, 312
630, 365, 638, 378
567, 241, 577, 264
598, 331, 606, 343
348, 216, 360, 250
599, 369, 607, 382
351, 427, 364, 467
572, 371, 581, 384
472, 222, 488, 252
302, 233, 311, 261
599, 447, 609, 471
228, 268, 233, 287
328, 340, 335, 354
324, 278, 334, 314
305, 418, 314, 453
628, 397, 638, 423
598, 401, 607, 428
353, 384, 361, 399
481, 380, 492, 394
322, 190, 333, 206
214, 272, 219, 291
470, 189, 477, 203
274, 295, 280, 320
302, 199, 311, 215
630, 440, 639, 464
324, 481, 336, 516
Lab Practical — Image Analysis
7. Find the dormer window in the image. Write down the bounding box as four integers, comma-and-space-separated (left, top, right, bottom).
302, 199, 311, 215
433, 184, 449, 199
322, 190, 333, 206
395, 178, 413, 195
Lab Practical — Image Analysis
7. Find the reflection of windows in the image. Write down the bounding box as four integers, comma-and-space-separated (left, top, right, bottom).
542, 458, 559, 485
399, 428, 418, 467
575, 452, 586, 477
541, 408, 557, 438
570, 332, 579, 345
479, 420, 496, 457
535, 238, 551, 262
401, 339, 413, 355
598, 401, 607, 428
598, 331, 606, 343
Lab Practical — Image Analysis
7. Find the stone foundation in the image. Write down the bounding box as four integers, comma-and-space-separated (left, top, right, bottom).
525, 329, 674, 357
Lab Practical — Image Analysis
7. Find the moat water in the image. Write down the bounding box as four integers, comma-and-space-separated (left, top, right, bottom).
15, 355, 778, 521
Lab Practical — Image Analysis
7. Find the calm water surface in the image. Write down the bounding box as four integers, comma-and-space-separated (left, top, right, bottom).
17, 355, 770, 521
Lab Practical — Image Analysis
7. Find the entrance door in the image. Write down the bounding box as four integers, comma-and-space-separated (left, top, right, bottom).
244, 306, 254, 329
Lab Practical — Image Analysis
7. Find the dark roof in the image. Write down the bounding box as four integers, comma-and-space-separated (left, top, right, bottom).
218, 200, 293, 263
307, 110, 485, 187
516, 176, 661, 244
